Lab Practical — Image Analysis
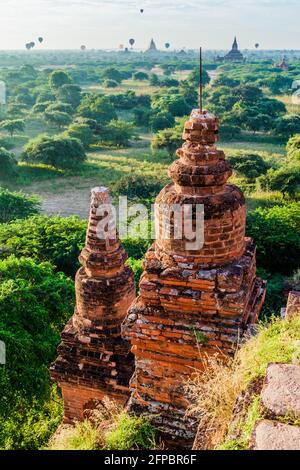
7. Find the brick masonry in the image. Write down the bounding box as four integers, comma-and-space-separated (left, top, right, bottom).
122, 109, 266, 448
51, 187, 136, 423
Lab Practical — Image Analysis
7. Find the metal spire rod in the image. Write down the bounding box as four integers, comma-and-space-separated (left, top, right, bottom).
199, 46, 203, 113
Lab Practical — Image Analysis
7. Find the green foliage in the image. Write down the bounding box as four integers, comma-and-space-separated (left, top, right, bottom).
101, 120, 135, 147
103, 79, 119, 89
0, 188, 40, 223
56, 84, 82, 109
151, 126, 182, 155
77, 94, 117, 124
152, 93, 190, 117
258, 164, 300, 198
133, 71, 149, 81
0, 256, 74, 418
0, 119, 25, 137
0, 147, 17, 180
64, 123, 94, 148
112, 174, 163, 200
105, 413, 156, 450
122, 237, 152, 260
0, 215, 86, 276
246, 203, 300, 274
287, 133, 300, 161
44, 110, 72, 129
276, 114, 300, 138
21, 134, 86, 169
126, 258, 143, 289
49, 70, 72, 89
256, 268, 286, 317
101, 67, 123, 84
227, 153, 270, 181
150, 111, 175, 132
0, 388, 63, 450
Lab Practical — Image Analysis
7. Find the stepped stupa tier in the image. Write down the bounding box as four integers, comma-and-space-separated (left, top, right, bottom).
51, 187, 136, 423
122, 109, 266, 448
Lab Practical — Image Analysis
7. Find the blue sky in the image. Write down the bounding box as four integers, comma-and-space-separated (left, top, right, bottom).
0, 0, 299, 50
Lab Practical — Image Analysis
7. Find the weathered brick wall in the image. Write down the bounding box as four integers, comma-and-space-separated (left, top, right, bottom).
123, 109, 266, 448
51, 187, 136, 423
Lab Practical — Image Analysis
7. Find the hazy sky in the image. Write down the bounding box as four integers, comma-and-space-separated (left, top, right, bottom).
0, 0, 299, 50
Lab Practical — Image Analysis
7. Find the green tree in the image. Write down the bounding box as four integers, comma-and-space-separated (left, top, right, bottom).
21, 135, 86, 169
0, 189, 40, 223
101, 67, 123, 84
246, 203, 300, 275
49, 70, 72, 89
64, 123, 94, 148
133, 71, 149, 81
77, 94, 117, 125
0, 215, 86, 276
103, 79, 119, 88
0, 119, 25, 137
258, 165, 300, 198
227, 153, 270, 182
149, 111, 175, 132
43, 110, 72, 129
151, 127, 182, 154
102, 120, 135, 147
0, 148, 17, 179
287, 134, 300, 161
56, 84, 82, 109
276, 114, 300, 139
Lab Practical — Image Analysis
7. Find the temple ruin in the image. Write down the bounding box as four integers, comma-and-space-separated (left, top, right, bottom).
51, 187, 136, 423
122, 109, 266, 447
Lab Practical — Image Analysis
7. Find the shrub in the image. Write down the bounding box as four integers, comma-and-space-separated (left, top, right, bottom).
0, 188, 40, 223
150, 112, 175, 132
246, 203, 300, 274
0, 119, 25, 137
0, 215, 86, 276
101, 120, 135, 147
0, 256, 74, 408
127, 258, 143, 289
103, 79, 119, 89
64, 123, 94, 148
151, 127, 182, 154
112, 174, 163, 200
258, 164, 300, 198
21, 134, 86, 169
133, 71, 149, 81
227, 153, 270, 182
0, 147, 17, 180
105, 413, 156, 450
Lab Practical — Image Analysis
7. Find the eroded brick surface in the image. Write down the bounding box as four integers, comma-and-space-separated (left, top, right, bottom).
51, 187, 136, 423
122, 109, 266, 448
286, 291, 300, 320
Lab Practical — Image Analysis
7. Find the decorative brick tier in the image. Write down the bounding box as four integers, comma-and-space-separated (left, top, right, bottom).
51, 187, 136, 423
122, 110, 266, 448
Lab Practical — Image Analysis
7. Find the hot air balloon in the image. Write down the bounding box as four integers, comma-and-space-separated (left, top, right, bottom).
25, 43, 31, 50
119, 44, 124, 50
30, 42, 35, 49
165, 43, 170, 50
129, 38, 135, 49
255, 43, 260, 49
140, 9, 144, 13
38, 37, 43, 44
80, 45, 86, 51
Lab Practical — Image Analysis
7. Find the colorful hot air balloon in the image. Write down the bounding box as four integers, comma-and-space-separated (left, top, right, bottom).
38, 37, 43, 44
80, 45, 86, 51
255, 43, 260, 49
165, 43, 170, 49
129, 38, 135, 49
119, 44, 124, 50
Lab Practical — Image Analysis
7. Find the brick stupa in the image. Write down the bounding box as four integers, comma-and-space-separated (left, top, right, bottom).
122, 109, 266, 447
51, 187, 136, 423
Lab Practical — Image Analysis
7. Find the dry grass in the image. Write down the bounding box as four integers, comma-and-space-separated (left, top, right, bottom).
186, 316, 300, 449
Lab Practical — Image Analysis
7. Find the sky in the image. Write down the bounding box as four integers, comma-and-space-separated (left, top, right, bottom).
0, 0, 299, 51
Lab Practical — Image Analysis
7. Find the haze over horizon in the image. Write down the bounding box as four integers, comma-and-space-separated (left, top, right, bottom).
0, 0, 299, 51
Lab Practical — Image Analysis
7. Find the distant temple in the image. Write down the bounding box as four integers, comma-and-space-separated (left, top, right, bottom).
216, 37, 244, 63
276, 56, 289, 71
146, 38, 158, 53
